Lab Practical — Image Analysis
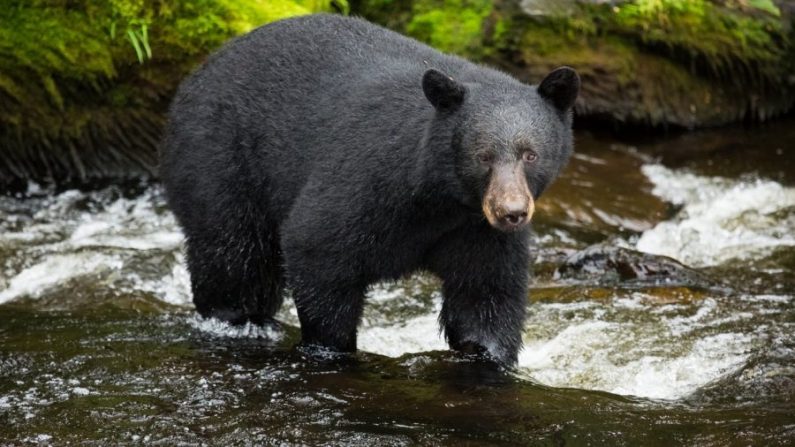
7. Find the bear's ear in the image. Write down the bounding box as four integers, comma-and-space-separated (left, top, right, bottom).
422, 69, 466, 110
537, 66, 580, 112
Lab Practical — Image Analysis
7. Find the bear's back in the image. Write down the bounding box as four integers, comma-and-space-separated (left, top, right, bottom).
173, 14, 517, 111
162, 14, 525, 224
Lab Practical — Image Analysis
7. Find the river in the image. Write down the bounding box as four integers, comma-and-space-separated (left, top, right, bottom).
1, 118, 793, 445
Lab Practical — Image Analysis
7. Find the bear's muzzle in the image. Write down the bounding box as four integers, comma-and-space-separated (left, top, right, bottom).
482, 163, 534, 232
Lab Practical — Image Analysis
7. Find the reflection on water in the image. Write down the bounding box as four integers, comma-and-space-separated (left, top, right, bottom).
1, 120, 794, 444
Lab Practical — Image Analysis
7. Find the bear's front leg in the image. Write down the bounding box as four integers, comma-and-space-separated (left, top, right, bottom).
426, 224, 531, 365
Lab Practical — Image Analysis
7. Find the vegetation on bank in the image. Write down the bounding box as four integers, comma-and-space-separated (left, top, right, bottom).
354, 0, 795, 128
0, 0, 793, 184
0, 0, 343, 185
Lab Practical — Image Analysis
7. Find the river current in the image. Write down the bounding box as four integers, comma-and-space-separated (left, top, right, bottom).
1, 120, 793, 444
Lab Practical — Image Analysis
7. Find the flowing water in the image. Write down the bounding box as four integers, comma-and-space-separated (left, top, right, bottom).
1, 119, 794, 445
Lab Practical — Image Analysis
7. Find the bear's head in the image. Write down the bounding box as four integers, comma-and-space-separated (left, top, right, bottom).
422, 67, 579, 232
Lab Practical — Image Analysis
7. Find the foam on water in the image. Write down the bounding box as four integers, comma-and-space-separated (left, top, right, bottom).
517, 304, 756, 399
0, 253, 123, 304
357, 292, 777, 400
637, 164, 795, 266
128, 255, 192, 306
187, 316, 284, 341
64, 189, 182, 251
0, 185, 185, 305
358, 296, 447, 357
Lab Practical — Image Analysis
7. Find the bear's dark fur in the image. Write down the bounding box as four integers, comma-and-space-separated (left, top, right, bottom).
160, 14, 579, 364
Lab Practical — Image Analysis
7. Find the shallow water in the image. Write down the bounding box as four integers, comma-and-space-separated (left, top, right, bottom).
1, 119, 794, 445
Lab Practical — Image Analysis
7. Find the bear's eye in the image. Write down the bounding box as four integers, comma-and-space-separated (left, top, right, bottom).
477, 152, 494, 165
522, 150, 538, 164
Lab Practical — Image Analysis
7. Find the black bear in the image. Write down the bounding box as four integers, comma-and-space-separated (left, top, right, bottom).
160, 14, 578, 365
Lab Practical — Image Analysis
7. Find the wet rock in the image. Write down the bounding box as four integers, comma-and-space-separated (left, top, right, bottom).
689, 337, 795, 407
553, 243, 714, 288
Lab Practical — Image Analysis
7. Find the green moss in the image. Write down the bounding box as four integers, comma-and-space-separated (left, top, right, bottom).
606, 0, 786, 81
354, 0, 793, 127
355, 0, 789, 80
405, 0, 492, 56
0, 0, 340, 184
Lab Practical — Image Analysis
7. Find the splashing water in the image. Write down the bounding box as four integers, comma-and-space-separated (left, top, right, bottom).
2, 165, 792, 404
637, 164, 795, 267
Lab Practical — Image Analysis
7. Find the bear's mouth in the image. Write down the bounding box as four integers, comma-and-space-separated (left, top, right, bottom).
482, 197, 534, 232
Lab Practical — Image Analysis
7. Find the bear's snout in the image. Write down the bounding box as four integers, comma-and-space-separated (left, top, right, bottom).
499, 198, 530, 228
482, 163, 534, 232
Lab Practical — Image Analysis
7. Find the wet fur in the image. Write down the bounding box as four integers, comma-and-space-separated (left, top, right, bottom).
160, 14, 576, 364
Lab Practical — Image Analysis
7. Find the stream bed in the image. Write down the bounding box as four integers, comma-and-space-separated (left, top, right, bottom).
1, 119, 794, 445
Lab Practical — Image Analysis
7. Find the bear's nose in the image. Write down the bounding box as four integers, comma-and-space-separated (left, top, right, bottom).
498, 201, 529, 229
502, 211, 527, 226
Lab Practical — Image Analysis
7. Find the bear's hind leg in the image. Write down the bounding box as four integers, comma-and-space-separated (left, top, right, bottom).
184, 222, 284, 326
289, 276, 366, 352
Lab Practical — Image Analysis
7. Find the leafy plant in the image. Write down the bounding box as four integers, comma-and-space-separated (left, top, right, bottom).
110, 19, 152, 64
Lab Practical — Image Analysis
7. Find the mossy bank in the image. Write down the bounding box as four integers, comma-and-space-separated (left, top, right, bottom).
354, 0, 795, 128
1, 0, 793, 185
0, 0, 345, 186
